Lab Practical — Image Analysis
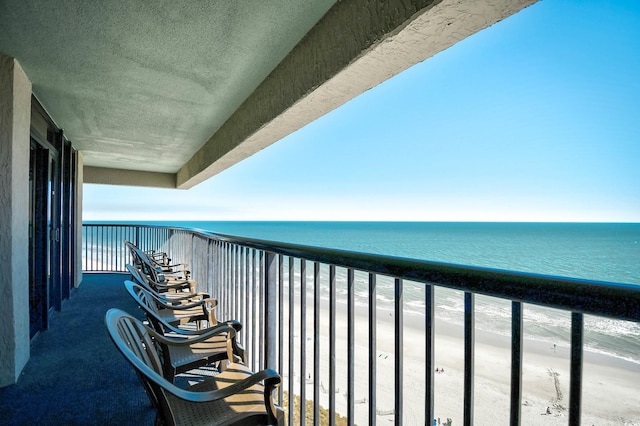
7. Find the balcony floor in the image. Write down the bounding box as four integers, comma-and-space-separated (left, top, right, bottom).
0, 273, 155, 425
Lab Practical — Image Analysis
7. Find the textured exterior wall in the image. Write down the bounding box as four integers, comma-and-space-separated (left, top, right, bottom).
0, 54, 32, 386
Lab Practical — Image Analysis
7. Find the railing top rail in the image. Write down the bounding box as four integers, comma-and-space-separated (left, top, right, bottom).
202, 230, 640, 322
83, 223, 640, 322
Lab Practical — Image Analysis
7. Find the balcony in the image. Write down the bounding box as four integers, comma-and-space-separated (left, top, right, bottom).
3, 223, 639, 425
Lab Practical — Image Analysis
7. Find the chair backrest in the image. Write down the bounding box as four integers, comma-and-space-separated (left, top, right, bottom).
124, 240, 144, 268
124, 241, 164, 278
126, 263, 161, 293
123, 280, 166, 331
105, 308, 163, 374
106, 308, 281, 426
105, 309, 184, 425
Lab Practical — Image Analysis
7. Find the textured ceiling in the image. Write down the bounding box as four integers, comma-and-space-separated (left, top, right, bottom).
0, 0, 336, 172
1, 0, 537, 189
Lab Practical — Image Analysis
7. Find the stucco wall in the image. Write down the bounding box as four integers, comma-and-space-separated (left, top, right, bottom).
0, 53, 32, 386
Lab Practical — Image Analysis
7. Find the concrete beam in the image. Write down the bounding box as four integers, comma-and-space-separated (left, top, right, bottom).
177, 0, 537, 189
83, 166, 176, 189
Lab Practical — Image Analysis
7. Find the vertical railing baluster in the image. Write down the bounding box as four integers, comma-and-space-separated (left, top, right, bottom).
228, 244, 233, 325
278, 254, 284, 404
239, 247, 245, 352
329, 264, 336, 426
85, 225, 89, 271
347, 268, 355, 426
569, 312, 584, 426
259, 250, 265, 370
110, 225, 114, 270
369, 273, 376, 426
88, 225, 91, 271
300, 259, 307, 426
251, 249, 257, 370
237, 245, 242, 321
229, 244, 232, 323
245, 247, 250, 357
100, 225, 104, 271
115, 226, 119, 271
210, 240, 216, 303
394, 278, 403, 425
313, 262, 320, 424
265, 251, 277, 370
207, 239, 213, 314
288, 256, 295, 426
464, 292, 475, 426
234, 245, 239, 320
218, 242, 223, 321
90, 225, 94, 271
218, 242, 224, 323
232, 244, 238, 318
223, 243, 228, 321
510, 301, 523, 426
116, 226, 120, 270
108, 226, 112, 271
425, 284, 434, 426
109, 226, 112, 271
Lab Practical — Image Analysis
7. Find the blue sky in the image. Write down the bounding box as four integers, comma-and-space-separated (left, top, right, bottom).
84, 0, 640, 222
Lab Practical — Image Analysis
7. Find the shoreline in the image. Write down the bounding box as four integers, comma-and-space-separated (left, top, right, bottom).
284, 298, 640, 425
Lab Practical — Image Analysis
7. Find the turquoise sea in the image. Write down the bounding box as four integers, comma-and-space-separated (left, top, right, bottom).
125, 221, 640, 363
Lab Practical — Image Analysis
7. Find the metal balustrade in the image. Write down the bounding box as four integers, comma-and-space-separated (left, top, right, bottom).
82, 223, 640, 426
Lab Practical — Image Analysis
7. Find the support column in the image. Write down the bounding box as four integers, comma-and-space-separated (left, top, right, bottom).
0, 53, 32, 387
75, 151, 84, 287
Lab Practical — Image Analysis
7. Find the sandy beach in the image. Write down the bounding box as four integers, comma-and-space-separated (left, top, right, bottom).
280, 298, 640, 425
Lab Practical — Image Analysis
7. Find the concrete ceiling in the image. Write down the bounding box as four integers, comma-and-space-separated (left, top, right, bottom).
0, 0, 536, 189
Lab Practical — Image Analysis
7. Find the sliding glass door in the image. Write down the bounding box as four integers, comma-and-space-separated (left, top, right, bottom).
28, 140, 56, 337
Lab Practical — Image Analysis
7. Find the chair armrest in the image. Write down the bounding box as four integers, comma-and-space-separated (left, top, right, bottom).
154, 312, 245, 362
114, 333, 279, 404
153, 280, 196, 293
163, 292, 210, 304
176, 368, 281, 403
154, 323, 237, 346
157, 274, 192, 285
157, 262, 188, 270
149, 288, 210, 310
162, 297, 213, 311
181, 318, 241, 335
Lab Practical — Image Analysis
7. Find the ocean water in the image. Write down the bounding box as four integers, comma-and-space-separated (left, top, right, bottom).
138, 221, 640, 363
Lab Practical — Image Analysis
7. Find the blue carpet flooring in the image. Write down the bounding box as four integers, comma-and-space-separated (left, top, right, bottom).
0, 273, 156, 425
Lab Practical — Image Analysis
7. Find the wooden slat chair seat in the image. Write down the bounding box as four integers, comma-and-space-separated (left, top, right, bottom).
123, 279, 217, 329
105, 309, 283, 426
166, 364, 281, 426
124, 280, 246, 380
